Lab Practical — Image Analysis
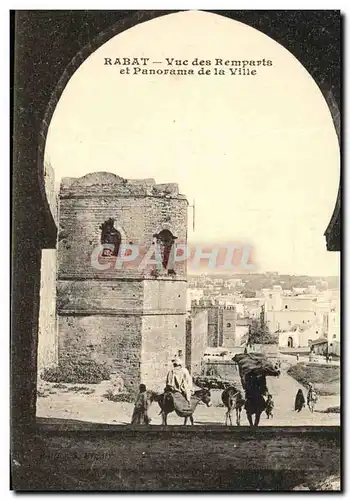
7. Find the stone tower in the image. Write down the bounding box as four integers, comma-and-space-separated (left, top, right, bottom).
57, 172, 188, 392
192, 298, 221, 347
222, 306, 237, 348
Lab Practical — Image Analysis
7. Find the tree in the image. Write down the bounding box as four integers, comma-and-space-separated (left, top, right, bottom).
248, 319, 278, 345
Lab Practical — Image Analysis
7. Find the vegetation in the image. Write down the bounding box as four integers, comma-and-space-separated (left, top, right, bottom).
322, 406, 340, 414
52, 383, 67, 390
42, 359, 111, 384
248, 318, 278, 345
103, 389, 135, 403
287, 363, 340, 396
194, 375, 232, 390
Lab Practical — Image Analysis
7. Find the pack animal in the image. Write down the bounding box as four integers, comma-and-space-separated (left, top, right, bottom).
221, 386, 245, 426
158, 388, 212, 425
233, 354, 281, 427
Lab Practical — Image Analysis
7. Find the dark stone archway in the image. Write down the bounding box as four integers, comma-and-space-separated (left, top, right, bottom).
11, 10, 341, 448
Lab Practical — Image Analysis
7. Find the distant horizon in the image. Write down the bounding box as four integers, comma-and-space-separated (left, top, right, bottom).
186, 270, 339, 279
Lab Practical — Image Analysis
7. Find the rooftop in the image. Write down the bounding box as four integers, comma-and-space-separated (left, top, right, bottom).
60, 172, 187, 200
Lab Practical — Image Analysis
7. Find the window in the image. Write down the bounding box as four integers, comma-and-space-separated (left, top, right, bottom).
285, 305, 288, 310
227, 322, 232, 328
155, 229, 176, 271
100, 218, 121, 257
288, 321, 292, 326
287, 337, 294, 348
333, 334, 337, 339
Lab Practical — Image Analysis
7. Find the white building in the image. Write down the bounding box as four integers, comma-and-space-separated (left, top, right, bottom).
279, 322, 323, 349
323, 295, 340, 355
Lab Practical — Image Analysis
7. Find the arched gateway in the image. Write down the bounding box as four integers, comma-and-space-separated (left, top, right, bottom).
12, 10, 340, 435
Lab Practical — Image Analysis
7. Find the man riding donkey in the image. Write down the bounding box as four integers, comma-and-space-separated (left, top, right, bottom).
164, 355, 193, 409
159, 354, 211, 425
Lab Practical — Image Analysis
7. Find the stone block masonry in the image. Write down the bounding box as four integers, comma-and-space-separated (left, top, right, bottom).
38, 161, 58, 374
186, 308, 208, 375
57, 172, 188, 392
222, 307, 237, 348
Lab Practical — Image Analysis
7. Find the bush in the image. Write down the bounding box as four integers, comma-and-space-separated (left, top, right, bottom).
323, 406, 340, 414
42, 359, 111, 384
103, 389, 135, 403
248, 319, 278, 345
194, 375, 232, 390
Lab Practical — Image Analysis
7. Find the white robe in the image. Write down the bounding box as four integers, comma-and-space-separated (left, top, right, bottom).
166, 366, 192, 402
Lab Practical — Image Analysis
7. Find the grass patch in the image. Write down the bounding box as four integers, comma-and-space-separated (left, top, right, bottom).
37, 390, 49, 398
66, 386, 90, 393
322, 406, 340, 414
103, 390, 135, 403
52, 383, 67, 390
287, 363, 340, 396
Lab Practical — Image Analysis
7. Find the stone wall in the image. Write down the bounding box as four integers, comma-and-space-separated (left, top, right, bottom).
141, 313, 186, 390
57, 172, 188, 391
37, 249, 58, 374
248, 343, 280, 362
57, 279, 144, 314
37, 161, 58, 374
185, 308, 208, 375
202, 359, 242, 386
58, 314, 142, 390
58, 173, 187, 280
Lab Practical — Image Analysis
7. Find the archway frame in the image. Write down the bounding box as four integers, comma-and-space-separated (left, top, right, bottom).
37, 10, 341, 249
21, 10, 340, 430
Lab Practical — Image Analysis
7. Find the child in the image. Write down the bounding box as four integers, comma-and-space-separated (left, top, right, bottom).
131, 384, 151, 425
265, 394, 274, 419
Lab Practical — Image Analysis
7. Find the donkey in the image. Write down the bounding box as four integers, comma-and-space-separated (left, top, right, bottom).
158, 388, 212, 425
221, 386, 246, 426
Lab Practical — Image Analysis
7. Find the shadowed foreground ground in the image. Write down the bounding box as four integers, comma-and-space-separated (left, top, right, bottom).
12, 425, 341, 491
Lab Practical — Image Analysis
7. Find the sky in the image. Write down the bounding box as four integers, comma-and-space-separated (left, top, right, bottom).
45, 10, 340, 277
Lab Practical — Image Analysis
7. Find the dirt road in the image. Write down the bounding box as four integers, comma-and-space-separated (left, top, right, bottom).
37, 361, 340, 426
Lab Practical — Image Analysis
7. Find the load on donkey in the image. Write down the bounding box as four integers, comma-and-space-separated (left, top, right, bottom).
232, 353, 280, 427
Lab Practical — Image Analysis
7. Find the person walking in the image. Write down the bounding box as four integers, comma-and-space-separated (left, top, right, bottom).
265, 394, 274, 419
294, 389, 306, 412
131, 384, 151, 425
